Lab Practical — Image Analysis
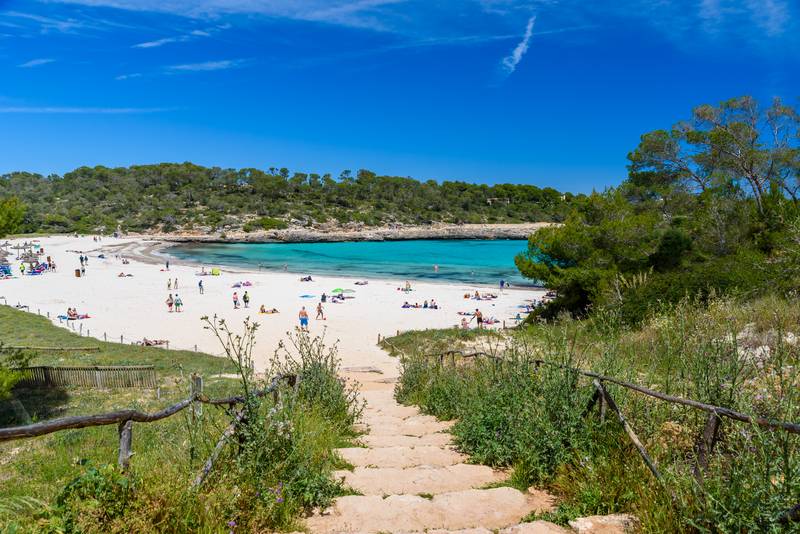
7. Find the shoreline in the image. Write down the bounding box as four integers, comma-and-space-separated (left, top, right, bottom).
131, 222, 550, 244
150, 241, 541, 291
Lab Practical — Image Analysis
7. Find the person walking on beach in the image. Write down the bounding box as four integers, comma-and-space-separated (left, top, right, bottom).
299, 306, 309, 331
168, 278, 172, 290
198, 280, 204, 294
166, 260, 170, 271
243, 291, 250, 308
316, 302, 325, 320
166, 294, 174, 312
174, 278, 179, 290
233, 292, 240, 309
174, 294, 183, 313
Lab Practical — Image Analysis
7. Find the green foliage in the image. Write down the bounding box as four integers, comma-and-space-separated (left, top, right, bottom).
518, 96, 800, 322
0, 164, 580, 234
394, 296, 800, 532
0, 344, 33, 400
51, 464, 132, 532
0, 196, 25, 237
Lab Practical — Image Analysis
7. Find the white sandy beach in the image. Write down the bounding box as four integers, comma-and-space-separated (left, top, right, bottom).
0, 236, 542, 376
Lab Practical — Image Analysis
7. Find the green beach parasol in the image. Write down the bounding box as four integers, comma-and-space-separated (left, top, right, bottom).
331, 288, 344, 293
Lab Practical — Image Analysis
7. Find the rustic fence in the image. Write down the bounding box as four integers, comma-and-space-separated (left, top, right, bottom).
16, 365, 157, 389
423, 349, 800, 524
0, 374, 298, 488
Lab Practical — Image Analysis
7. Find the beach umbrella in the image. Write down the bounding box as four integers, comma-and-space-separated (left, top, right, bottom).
331, 288, 344, 293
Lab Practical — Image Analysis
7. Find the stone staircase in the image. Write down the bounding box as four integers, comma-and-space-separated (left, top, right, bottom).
306, 379, 566, 533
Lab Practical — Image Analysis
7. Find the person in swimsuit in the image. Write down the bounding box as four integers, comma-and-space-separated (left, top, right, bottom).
316, 302, 324, 320
168, 279, 172, 290
474, 309, 483, 329
233, 292, 240, 309
243, 291, 250, 308
299, 306, 309, 331
166, 294, 174, 312
174, 294, 183, 312
198, 280, 204, 294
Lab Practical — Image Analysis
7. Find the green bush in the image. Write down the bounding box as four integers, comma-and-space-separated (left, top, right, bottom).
243, 216, 288, 232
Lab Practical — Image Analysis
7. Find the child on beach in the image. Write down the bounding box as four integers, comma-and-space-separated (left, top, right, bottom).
299, 306, 309, 331
168, 279, 172, 290
198, 280, 204, 294
316, 302, 325, 320
166, 294, 174, 312
233, 292, 240, 309
174, 278, 179, 289
174, 294, 183, 312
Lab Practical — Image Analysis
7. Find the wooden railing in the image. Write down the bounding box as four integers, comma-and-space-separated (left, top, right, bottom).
421, 349, 800, 523
0, 374, 298, 486
16, 365, 156, 389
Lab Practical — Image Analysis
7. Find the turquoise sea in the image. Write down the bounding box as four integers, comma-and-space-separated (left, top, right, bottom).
165, 239, 532, 286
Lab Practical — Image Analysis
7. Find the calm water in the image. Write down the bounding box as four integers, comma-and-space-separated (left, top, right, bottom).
165, 240, 531, 285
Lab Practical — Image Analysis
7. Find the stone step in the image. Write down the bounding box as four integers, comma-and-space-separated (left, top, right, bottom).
357, 416, 453, 437
425, 522, 570, 534
337, 445, 465, 468
306, 487, 554, 533
334, 464, 505, 495
360, 433, 452, 448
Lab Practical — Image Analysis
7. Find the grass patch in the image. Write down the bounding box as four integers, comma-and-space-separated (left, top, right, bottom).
0, 311, 361, 532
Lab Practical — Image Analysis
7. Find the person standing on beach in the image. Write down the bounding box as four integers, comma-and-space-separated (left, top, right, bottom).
166, 294, 174, 312
168, 279, 172, 290
243, 291, 250, 308
316, 302, 325, 320
198, 280, 204, 294
299, 306, 309, 331
174, 294, 183, 312
233, 292, 240, 309
174, 278, 179, 290
166, 260, 170, 271
474, 309, 483, 329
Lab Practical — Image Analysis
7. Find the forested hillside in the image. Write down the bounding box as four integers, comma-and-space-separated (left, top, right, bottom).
0, 166, 579, 235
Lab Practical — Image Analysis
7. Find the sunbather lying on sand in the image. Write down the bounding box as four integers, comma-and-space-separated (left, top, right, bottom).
259, 305, 279, 314
139, 338, 168, 346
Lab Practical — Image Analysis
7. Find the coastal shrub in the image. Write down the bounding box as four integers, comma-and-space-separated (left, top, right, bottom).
395, 296, 800, 531
242, 216, 289, 232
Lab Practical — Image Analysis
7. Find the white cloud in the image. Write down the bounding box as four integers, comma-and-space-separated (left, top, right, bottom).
133, 36, 184, 48
167, 59, 247, 71
18, 58, 56, 68
501, 14, 535, 75
0, 106, 168, 113
115, 72, 142, 80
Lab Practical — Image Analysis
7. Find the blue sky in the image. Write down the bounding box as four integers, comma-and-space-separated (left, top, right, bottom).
0, 0, 798, 192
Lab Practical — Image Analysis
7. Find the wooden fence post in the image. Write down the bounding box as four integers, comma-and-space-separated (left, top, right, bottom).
191, 374, 204, 419
693, 412, 721, 479
118, 420, 133, 472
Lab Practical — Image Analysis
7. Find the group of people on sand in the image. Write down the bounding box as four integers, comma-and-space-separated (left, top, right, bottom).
65, 307, 83, 320
459, 308, 484, 329
232, 291, 250, 309
401, 299, 439, 309
167, 278, 179, 290
165, 293, 183, 312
